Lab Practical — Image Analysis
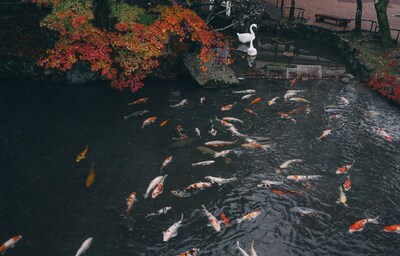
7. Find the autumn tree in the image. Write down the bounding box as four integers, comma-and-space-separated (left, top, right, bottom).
374, 0, 393, 47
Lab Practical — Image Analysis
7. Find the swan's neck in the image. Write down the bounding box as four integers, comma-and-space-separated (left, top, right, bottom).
249, 38, 254, 49
250, 25, 255, 36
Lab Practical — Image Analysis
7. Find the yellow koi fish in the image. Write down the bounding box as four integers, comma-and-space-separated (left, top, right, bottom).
76, 145, 88, 162
85, 163, 96, 187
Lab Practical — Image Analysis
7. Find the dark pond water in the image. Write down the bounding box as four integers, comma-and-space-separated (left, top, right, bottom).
1, 71, 400, 255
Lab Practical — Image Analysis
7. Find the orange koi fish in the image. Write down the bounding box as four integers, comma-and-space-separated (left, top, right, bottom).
343, 175, 351, 191
185, 182, 212, 191
349, 217, 379, 233
220, 213, 231, 228
160, 119, 169, 127
85, 162, 96, 188
236, 211, 261, 223
290, 79, 297, 86
244, 108, 257, 115
76, 145, 88, 162
318, 128, 332, 140
141, 116, 157, 130
178, 248, 200, 256
336, 160, 355, 174
221, 103, 236, 111
126, 192, 137, 213
383, 224, 400, 234
249, 97, 262, 105
160, 156, 172, 171
0, 235, 22, 255
128, 97, 149, 105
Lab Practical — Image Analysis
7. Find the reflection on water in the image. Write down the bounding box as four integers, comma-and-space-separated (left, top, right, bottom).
0, 75, 400, 255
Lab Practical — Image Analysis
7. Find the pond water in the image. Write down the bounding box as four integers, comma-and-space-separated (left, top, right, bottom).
1, 61, 400, 255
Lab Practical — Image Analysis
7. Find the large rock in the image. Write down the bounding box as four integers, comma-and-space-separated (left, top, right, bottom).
182, 53, 239, 88
66, 63, 98, 85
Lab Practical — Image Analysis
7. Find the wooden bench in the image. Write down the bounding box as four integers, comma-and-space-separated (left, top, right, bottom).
315, 14, 351, 29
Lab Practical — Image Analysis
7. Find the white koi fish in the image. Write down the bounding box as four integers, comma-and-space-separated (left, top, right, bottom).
146, 206, 172, 218
340, 97, 349, 105
195, 128, 201, 137
279, 159, 303, 169
205, 140, 238, 147
170, 99, 188, 107
290, 207, 325, 216
250, 240, 258, 256
236, 241, 250, 256
0, 235, 22, 255
163, 214, 184, 242
268, 96, 279, 105
214, 150, 234, 158
204, 176, 237, 185
202, 204, 221, 232
152, 175, 167, 199
257, 180, 284, 188
200, 97, 205, 105
75, 237, 93, 256
236, 211, 261, 223
228, 126, 247, 137
336, 186, 348, 207
318, 128, 332, 140
290, 97, 311, 103
143, 176, 163, 198
241, 94, 255, 100
160, 156, 172, 171
222, 117, 243, 124
192, 160, 215, 167
232, 89, 256, 94
287, 175, 321, 181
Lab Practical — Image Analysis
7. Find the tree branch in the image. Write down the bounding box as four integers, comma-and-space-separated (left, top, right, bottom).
212, 22, 238, 32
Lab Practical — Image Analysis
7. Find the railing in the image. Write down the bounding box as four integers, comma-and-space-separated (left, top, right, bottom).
283, 7, 306, 22
344, 19, 378, 34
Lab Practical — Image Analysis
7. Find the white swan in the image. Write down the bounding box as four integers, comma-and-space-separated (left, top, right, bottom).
237, 24, 257, 44
247, 37, 257, 56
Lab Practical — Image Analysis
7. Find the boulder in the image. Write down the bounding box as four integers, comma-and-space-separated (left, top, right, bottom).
66, 63, 98, 85
182, 53, 239, 89
340, 76, 350, 84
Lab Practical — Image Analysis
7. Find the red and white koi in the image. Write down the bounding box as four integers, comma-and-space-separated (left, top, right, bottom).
343, 175, 351, 191
221, 103, 236, 111
205, 140, 238, 147
383, 224, 400, 234
287, 175, 321, 181
160, 156, 173, 171
349, 217, 379, 233
279, 112, 296, 123
128, 97, 149, 105
375, 128, 393, 141
163, 214, 184, 242
152, 175, 168, 199
220, 120, 233, 128
75, 237, 93, 256
202, 204, 221, 232
170, 99, 188, 107
146, 206, 172, 218
317, 128, 332, 140
222, 117, 243, 124
244, 108, 257, 115
204, 176, 237, 185
141, 116, 157, 130
268, 96, 279, 106
279, 159, 303, 169
192, 160, 215, 167
126, 192, 138, 213
0, 235, 22, 255
185, 182, 213, 191
200, 96, 206, 105
178, 248, 200, 256
143, 175, 163, 199
214, 150, 233, 158
336, 160, 355, 174
242, 94, 255, 100
236, 211, 261, 223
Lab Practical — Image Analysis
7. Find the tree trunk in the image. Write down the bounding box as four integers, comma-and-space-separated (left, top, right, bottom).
374, 0, 393, 47
289, 0, 295, 21
355, 0, 362, 34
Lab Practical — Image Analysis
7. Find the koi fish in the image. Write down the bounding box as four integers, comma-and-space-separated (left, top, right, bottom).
200, 96, 205, 105
244, 108, 257, 115
349, 217, 379, 233
237, 211, 261, 223
287, 175, 321, 181
317, 128, 332, 140
195, 128, 201, 137
209, 126, 217, 136
85, 162, 95, 188
141, 116, 157, 130
220, 120, 233, 128
271, 188, 301, 196
220, 213, 231, 228
171, 190, 190, 198
205, 140, 238, 147
76, 145, 88, 162
145, 206, 172, 218
0, 235, 22, 255
204, 176, 237, 185
214, 150, 234, 158
163, 214, 184, 242
236, 241, 250, 256
222, 117, 243, 124
128, 97, 149, 105
242, 94, 254, 100
336, 186, 348, 207
185, 182, 212, 191
152, 175, 167, 199
329, 114, 341, 119
161, 156, 172, 171
176, 125, 183, 134
123, 110, 149, 120
126, 192, 137, 213
290, 79, 297, 86
160, 119, 169, 127
290, 207, 325, 216
258, 180, 284, 187
279, 112, 296, 123
249, 97, 262, 105
228, 126, 247, 137
383, 224, 400, 234
336, 160, 355, 174
250, 240, 258, 256
232, 89, 256, 94
178, 248, 200, 256
268, 96, 279, 106
170, 99, 188, 107
340, 97, 349, 105
245, 138, 268, 152
192, 160, 215, 167
288, 105, 309, 116
284, 92, 296, 100
343, 175, 351, 191
202, 205, 221, 232
221, 103, 236, 111
173, 135, 189, 141
290, 97, 311, 103
75, 237, 93, 256
375, 128, 393, 141
279, 159, 303, 169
